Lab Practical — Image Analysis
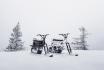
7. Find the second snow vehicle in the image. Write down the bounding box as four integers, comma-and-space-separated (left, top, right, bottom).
49, 39, 64, 53
30, 34, 49, 54
49, 33, 72, 54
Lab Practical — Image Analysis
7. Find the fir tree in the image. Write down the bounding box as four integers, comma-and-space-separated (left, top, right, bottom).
72, 27, 88, 50
6, 22, 24, 51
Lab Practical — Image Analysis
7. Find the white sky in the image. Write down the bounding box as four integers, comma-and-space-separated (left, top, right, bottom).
0, 0, 104, 50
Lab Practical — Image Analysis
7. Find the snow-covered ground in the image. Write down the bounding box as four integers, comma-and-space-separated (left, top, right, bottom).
0, 50, 104, 70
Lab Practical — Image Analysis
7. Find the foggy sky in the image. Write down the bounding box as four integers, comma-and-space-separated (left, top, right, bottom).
0, 0, 104, 50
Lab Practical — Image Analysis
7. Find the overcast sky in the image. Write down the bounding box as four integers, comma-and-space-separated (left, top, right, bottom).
0, 0, 104, 50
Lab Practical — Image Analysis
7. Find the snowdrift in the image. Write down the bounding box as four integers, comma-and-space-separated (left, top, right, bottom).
0, 50, 104, 70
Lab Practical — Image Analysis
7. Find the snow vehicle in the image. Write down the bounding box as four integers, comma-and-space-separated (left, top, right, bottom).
49, 39, 64, 53
30, 34, 49, 54
49, 33, 72, 55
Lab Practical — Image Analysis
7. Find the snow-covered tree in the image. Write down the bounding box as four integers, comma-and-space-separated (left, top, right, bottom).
6, 22, 24, 51
72, 27, 88, 50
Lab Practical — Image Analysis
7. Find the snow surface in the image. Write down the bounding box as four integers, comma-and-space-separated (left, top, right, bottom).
0, 50, 104, 70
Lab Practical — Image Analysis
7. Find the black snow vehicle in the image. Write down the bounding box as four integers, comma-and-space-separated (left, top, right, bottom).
30, 34, 49, 54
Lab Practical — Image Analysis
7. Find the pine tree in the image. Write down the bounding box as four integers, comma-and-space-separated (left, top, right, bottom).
6, 22, 24, 51
72, 27, 88, 50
